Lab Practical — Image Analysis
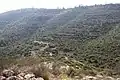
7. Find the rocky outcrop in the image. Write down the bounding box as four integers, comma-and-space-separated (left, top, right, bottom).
1, 69, 15, 77
0, 70, 44, 80
81, 75, 120, 80
24, 73, 35, 79
1, 69, 120, 80
2, 57, 120, 80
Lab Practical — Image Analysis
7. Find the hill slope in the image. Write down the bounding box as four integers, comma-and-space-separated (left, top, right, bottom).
0, 4, 120, 76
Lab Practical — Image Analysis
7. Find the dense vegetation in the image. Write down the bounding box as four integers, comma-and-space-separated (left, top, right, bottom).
0, 4, 120, 77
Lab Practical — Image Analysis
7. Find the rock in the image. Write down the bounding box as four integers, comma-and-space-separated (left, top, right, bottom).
0, 76, 6, 80
17, 73, 26, 80
46, 62, 53, 70
6, 76, 19, 80
17, 76, 24, 80
2, 69, 15, 77
117, 78, 120, 80
96, 74, 103, 79
26, 77, 44, 80
49, 52, 53, 56
82, 76, 97, 80
60, 65, 69, 71
17, 72, 26, 77
48, 44, 55, 48
28, 77, 36, 80
50, 48, 57, 52
36, 77, 44, 80
65, 57, 68, 60
105, 76, 115, 80
24, 73, 35, 79
96, 74, 103, 78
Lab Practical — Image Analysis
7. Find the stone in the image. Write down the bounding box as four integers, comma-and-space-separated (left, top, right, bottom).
36, 77, 44, 80
117, 78, 120, 80
96, 74, 103, 79
6, 76, 19, 80
29, 77, 36, 80
24, 73, 35, 79
2, 69, 15, 77
49, 52, 53, 56
18, 76, 24, 80
0, 76, 6, 80
82, 76, 97, 80
17, 74, 24, 80
17, 72, 26, 77
105, 76, 115, 80
26, 77, 44, 80
48, 44, 55, 48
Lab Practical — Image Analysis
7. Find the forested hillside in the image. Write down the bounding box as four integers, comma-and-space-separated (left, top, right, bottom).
0, 4, 120, 79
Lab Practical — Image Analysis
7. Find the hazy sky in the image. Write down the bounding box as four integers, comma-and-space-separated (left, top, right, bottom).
0, 0, 120, 13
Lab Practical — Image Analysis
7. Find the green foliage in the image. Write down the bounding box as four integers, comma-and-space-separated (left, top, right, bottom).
0, 4, 120, 76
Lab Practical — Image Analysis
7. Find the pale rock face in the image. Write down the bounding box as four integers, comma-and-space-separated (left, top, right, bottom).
96, 74, 103, 78
43, 62, 53, 70
18, 76, 24, 80
6, 76, 19, 80
18, 72, 26, 77
81, 76, 97, 80
49, 52, 53, 56
105, 76, 115, 80
24, 73, 35, 79
25, 77, 44, 80
28, 77, 36, 80
47, 62, 53, 70
117, 78, 120, 80
2, 69, 15, 77
96, 74, 103, 79
81, 75, 117, 80
17, 72, 26, 80
60, 65, 70, 72
65, 57, 68, 60
36, 77, 44, 80
0, 76, 6, 80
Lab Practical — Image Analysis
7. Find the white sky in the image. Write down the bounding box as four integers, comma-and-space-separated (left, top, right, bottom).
0, 0, 120, 13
